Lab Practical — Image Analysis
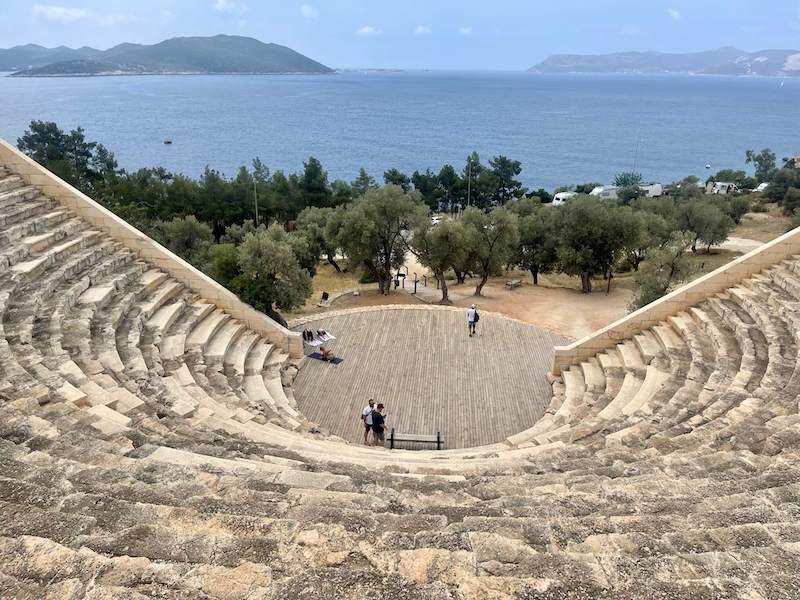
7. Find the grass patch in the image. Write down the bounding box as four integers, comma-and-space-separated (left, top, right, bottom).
734, 206, 792, 242
685, 249, 743, 280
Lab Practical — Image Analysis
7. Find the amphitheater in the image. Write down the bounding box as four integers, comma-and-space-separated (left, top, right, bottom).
0, 137, 798, 600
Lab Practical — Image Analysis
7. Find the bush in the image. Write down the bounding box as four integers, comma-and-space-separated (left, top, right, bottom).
750, 200, 768, 213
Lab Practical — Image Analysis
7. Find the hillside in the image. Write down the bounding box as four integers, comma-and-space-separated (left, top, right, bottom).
6, 35, 332, 76
531, 47, 800, 76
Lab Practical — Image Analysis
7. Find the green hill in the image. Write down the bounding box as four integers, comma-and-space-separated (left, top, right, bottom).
7, 35, 332, 77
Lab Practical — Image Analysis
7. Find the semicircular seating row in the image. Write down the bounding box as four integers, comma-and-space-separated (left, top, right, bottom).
0, 163, 799, 599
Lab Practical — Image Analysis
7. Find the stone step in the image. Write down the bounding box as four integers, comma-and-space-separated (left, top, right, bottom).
596, 372, 644, 420
244, 339, 274, 374
10, 230, 102, 279
225, 330, 260, 374
146, 299, 185, 336
580, 357, 605, 392
139, 280, 183, 320
634, 330, 663, 364
0, 198, 55, 228
205, 318, 244, 361
186, 309, 230, 351
616, 341, 645, 371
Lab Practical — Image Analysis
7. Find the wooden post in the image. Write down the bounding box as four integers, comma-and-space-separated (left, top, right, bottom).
390, 428, 395, 450
436, 431, 442, 450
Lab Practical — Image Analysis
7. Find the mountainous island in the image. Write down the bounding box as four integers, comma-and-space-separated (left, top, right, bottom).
530, 47, 800, 77
1, 35, 333, 77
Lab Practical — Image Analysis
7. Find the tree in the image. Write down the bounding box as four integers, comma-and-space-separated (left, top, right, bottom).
152, 216, 213, 264
629, 234, 694, 310
352, 167, 378, 196
299, 157, 332, 209
411, 169, 442, 211
221, 219, 263, 245
617, 185, 642, 205
623, 210, 671, 272
676, 199, 733, 253
526, 188, 553, 203
766, 167, 800, 209
708, 169, 757, 189
332, 185, 428, 294
296, 206, 342, 272
234, 225, 313, 324
746, 148, 777, 184
515, 203, 559, 284
383, 168, 412, 192
461, 207, 519, 295
555, 198, 638, 293
17, 120, 117, 192
488, 155, 523, 204
410, 219, 471, 303
575, 182, 602, 194
437, 164, 460, 211
783, 188, 800, 217
204, 243, 241, 288
614, 171, 643, 188
331, 180, 355, 206
462, 152, 484, 207
709, 195, 750, 225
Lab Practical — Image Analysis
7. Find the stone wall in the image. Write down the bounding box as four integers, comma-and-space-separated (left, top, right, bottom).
552, 224, 800, 374
0, 138, 302, 358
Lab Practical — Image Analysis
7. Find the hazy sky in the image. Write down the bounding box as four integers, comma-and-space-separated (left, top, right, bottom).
3, 1, 800, 69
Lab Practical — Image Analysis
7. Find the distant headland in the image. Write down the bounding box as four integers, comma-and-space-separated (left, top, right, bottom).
1, 35, 333, 77
530, 47, 800, 77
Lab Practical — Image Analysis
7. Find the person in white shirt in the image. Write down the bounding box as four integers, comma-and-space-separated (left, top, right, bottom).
362, 399, 375, 445
467, 304, 478, 337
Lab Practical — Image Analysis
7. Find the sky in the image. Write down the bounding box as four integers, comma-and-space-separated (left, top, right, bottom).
2, 0, 800, 70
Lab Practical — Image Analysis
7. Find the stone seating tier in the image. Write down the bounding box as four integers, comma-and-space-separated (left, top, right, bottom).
0, 158, 799, 598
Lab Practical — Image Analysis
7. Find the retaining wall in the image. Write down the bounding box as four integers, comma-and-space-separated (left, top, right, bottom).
0, 138, 302, 358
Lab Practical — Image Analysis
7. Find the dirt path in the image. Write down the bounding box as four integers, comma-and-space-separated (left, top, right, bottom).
329, 274, 631, 341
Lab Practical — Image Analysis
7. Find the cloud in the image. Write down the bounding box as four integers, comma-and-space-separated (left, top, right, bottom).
667, 8, 681, 20
356, 25, 383, 36
300, 4, 318, 18
620, 25, 642, 36
458, 26, 473, 35
32, 4, 141, 26
213, 0, 247, 13
414, 25, 431, 35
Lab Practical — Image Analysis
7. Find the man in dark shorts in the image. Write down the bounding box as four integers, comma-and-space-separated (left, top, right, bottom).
371, 403, 386, 447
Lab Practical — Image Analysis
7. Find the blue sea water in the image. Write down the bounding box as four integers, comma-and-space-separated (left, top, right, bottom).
0, 71, 798, 190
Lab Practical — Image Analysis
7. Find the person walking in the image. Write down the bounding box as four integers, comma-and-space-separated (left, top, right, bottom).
362, 399, 375, 445
467, 304, 479, 337
371, 403, 386, 447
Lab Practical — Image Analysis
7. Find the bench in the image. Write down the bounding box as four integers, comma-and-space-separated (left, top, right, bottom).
505, 279, 522, 290
387, 429, 443, 450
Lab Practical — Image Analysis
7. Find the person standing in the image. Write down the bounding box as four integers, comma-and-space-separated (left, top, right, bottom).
371, 403, 386, 447
362, 399, 375, 445
467, 304, 479, 337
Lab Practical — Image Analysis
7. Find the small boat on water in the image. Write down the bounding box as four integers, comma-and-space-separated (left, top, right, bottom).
163, 139, 173, 145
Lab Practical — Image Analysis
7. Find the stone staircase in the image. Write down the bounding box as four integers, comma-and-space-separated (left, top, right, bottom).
0, 161, 799, 598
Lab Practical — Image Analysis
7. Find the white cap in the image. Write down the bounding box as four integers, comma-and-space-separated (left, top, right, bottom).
471, 304, 476, 309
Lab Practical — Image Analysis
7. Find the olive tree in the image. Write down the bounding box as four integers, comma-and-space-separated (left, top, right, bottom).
555, 197, 639, 293
234, 225, 313, 325
410, 219, 472, 303
461, 206, 519, 296
332, 185, 428, 294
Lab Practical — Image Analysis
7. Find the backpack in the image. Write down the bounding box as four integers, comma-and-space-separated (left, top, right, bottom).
473, 310, 480, 323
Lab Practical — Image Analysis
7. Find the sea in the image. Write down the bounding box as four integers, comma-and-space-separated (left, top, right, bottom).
0, 70, 798, 190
